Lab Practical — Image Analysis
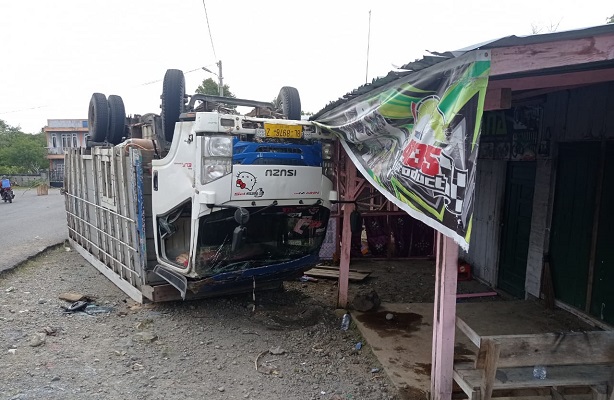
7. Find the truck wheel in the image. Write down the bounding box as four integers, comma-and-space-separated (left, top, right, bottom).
161, 69, 185, 142
277, 86, 301, 120
88, 93, 109, 142
107, 95, 126, 145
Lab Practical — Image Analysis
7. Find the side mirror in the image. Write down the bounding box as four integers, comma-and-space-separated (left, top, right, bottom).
232, 226, 246, 252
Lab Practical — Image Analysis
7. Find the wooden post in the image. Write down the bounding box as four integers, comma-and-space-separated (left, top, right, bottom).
430, 233, 459, 400
338, 155, 357, 308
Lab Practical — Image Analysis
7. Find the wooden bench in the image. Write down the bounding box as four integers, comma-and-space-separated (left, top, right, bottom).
453, 317, 614, 400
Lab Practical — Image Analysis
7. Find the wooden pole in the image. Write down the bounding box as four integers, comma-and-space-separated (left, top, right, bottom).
338, 155, 357, 308
430, 233, 459, 400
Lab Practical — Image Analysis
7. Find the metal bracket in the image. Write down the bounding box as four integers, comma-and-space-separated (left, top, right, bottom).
153, 264, 188, 300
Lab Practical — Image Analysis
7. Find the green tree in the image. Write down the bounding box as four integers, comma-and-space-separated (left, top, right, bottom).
608, 14, 614, 24
195, 78, 236, 98
0, 119, 47, 174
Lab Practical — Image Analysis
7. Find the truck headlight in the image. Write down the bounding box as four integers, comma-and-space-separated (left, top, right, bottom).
202, 136, 233, 184
205, 136, 233, 157
203, 159, 232, 183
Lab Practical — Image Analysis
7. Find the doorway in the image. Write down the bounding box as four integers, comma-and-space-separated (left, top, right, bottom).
497, 162, 536, 298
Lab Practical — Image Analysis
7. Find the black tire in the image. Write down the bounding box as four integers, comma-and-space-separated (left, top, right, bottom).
277, 86, 301, 120
88, 93, 109, 142
8, 197, 11, 204
107, 95, 126, 144
161, 69, 185, 142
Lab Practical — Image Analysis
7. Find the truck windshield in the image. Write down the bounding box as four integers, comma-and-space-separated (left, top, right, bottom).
196, 205, 330, 275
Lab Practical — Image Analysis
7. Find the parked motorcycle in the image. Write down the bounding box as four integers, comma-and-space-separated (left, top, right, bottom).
1, 178, 14, 203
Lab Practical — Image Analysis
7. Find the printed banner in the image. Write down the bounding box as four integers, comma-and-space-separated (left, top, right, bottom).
314, 51, 490, 250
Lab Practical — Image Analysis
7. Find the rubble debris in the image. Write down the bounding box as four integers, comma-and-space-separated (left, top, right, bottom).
58, 292, 88, 302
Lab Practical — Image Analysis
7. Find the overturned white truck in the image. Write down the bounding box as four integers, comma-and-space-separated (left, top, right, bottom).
65, 69, 337, 302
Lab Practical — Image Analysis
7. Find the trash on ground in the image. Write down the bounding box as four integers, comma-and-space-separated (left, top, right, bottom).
5, 287, 16, 293
64, 300, 88, 312
340, 313, 351, 330
58, 292, 89, 302
8, 348, 16, 354
299, 275, 318, 282
355, 342, 363, 350
385, 313, 394, 320
84, 304, 114, 315
371, 368, 380, 373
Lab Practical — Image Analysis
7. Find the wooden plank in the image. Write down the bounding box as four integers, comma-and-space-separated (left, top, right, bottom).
304, 268, 370, 282
488, 69, 614, 92
480, 339, 500, 400
431, 234, 459, 400
475, 331, 614, 368
453, 368, 479, 400
458, 365, 613, 391
554, 300, 614, 332
456, 317, 481, 348
484, 88, 512, 111
309, 265, 366, 273
490, 35, 614, 77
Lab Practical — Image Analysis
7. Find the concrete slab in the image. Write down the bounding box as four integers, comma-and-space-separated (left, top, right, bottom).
351, 300, 595, 399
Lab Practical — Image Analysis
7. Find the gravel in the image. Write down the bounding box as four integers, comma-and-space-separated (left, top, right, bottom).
0, 246, 400, 400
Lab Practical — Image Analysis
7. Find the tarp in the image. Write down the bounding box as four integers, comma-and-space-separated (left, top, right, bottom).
314, 51, 490, 250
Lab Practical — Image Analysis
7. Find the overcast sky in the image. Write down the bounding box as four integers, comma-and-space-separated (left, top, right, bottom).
0, 1, 612, 133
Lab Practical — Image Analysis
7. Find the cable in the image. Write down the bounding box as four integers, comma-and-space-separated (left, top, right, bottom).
137, 67, 205, 87
0, 105, 47, 115
202, 0, 217, 60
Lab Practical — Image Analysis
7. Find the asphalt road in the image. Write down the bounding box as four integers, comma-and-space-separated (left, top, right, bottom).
0, 187, 67, 272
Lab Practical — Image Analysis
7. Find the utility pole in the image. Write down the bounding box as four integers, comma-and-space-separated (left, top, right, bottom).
217, 60, 224, 97
203, 60, 224, 97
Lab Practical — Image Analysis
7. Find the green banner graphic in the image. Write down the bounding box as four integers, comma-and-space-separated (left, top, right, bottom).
315, 51, 490, 250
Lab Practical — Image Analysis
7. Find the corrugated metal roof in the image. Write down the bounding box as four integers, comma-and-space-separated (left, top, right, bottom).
312, 24, 614, 119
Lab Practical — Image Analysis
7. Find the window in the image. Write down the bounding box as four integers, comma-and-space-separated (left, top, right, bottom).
61, 134, 71, 148
52, 135, 57, 148
72, 134, 78, 148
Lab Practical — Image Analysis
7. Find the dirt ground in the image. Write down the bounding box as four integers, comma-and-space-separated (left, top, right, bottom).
0, 247, 591, 400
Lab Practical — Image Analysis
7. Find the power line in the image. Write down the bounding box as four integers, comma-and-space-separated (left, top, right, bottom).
0, 105, 48, 115
202, 0, 217, 60
137, 67, 205, 87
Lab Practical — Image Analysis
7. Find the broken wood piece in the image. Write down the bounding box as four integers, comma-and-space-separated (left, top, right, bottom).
304, 267, 371, 282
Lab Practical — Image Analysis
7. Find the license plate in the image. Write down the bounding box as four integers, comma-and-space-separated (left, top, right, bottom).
264, 123, 302, 139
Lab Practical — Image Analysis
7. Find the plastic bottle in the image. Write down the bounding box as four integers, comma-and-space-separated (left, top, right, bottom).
533, 365, 547, 380
341, 313, 351, 331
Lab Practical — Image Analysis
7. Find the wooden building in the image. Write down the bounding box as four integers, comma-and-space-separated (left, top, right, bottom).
314, 24, 614, 399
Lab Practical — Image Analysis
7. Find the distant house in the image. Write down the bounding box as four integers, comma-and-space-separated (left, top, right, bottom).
44, 119, 89, 186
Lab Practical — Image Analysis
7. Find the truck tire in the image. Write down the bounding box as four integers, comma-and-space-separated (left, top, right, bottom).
88, 93, 109, 142
107, 95, 126, 145
277, 86, 301, 120
161, 69, 185, 142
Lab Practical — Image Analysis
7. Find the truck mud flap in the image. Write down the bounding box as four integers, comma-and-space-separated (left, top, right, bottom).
153, 265, 188, 300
